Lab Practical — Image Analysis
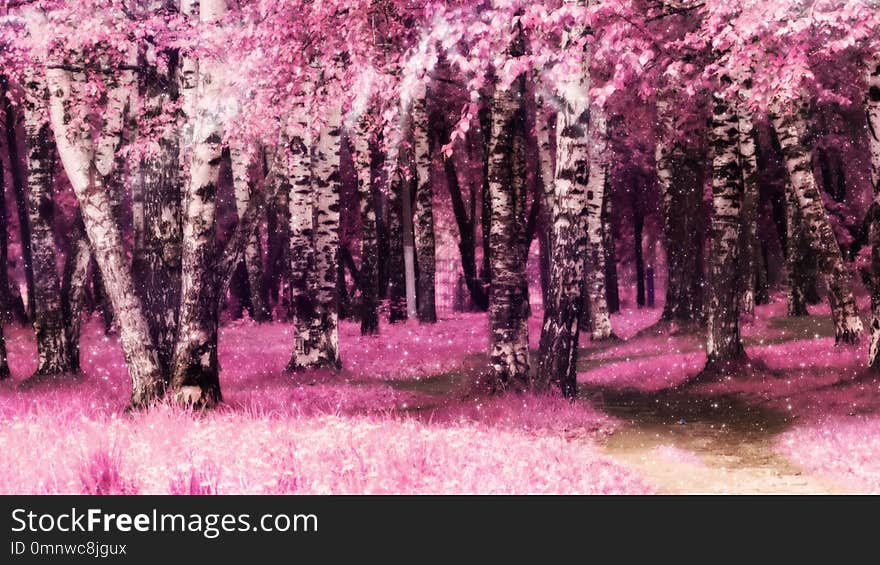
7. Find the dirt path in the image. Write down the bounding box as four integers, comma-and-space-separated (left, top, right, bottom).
591, 387, 851, 494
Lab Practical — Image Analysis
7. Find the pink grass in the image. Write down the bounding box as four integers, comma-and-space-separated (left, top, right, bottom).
0, 317, 650, 495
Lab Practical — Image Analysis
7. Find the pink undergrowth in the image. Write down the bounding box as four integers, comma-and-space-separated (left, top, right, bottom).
567, 295, 880, 492
777, 414, 880, 493
0, 317, 649, 495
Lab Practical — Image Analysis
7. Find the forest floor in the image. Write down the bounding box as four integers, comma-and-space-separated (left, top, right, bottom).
2, 295, 880, 494
572, 298, 878, 494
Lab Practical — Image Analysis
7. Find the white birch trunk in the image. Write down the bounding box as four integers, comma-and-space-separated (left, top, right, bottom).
584, 107, 613, 340
285, 126, 322, 370
46, 65, 163, 406
705, 88, 747, 371
536, 11, 590, 395
411, 81, 436, 323
486, 17, 530, 391
309, 107, 343, 369
170, 0, 228, 405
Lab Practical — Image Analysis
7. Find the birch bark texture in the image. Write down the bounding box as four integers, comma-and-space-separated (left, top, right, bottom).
584, 107, 614, 340
230, 144, 271, 322
537, 5, 590, 397
170, 0, 228, 406
486, 21, 530, 391
285, 127, 320, 370
411, 82, 437, 323
737, 101, 760, 318
24, 67, 69, 376
46, 64, 164, 406
772, 102, 863, 344
353, 117, 380, 335
309, 106, 344, 369
705, 87, 748, 372
136, 42, 182, 374
655, 99, 706, 331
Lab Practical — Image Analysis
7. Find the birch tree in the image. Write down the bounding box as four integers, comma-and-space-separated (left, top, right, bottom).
487, 21, 530, 392
309, 106, 344, 369
24, 67, 71, 376
353, 116, 380, 335
537, 5, 590, 396
584, 107, 614, 340
655, 98, 706, 332
230, 144, 271, 322
737, 95, 760, 318
411, 81, 437, 323
704, 86, 748, 373
135, 41, 182, 373
285, 129, 319, 369
772, 101, 863, 344
170, 0, 228, 406
386, 165, 408, 322
46, 60, 163, 406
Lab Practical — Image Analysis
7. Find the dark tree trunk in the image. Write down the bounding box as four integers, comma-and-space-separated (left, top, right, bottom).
138, 131, 182, 373
0, 149, 10, 326
24, 70, 71, 376
60, 214, 91, 372
655, 97, 706, 332
92, 266, 115, 334
634, 200, 646, 307
135, 47, 182, 374
738, 109, 760, 318
865, 56, 880, 368
386, 166, 408, 323
337, 251, 352, 320
443, 136, 489, 311
755, 241, 771, 306
1, 75, 35, 321
646, 225, 656, 308
354, 119, 380, 335
0, 158, 9, 379
657, 151, 706, 330
265, 152, 290, 317
602, 175, 620, 314
785, 184, 810, 316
